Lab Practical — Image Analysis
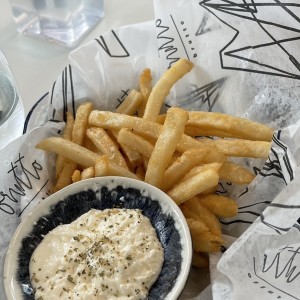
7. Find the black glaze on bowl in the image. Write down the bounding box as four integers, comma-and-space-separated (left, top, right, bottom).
17, 184, 183, 300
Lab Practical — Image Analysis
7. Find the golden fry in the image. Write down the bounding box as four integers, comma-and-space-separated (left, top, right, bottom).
55, 112, 75, 179
185, 217, 209, 234
180, 202, 207, 222
88, 110, 204, 153
185, 126, 238, 138
94, 156, 109, 177
197, 194, 238, 218
82, 136, 101, 154
167, 166, 220, 205
199, 138, 271, 158
145, 107, 189, 189
117, 128, 154, 158
36, 137, 102, 168
86, 127, 128, 169
183, 197, 222, 236
72, 102, 93, 145
219, 161, 255, 184
143, 58, 193, 121
162, 148, 209, 191
81, 166, 95, 180
71, 170, 81, 183
53, 162, 77, 193
138, 68, 152, 117
109, 129, 142, 170
63, 111, 75, 140
135, 165, 146, 180
116, 89, 143, 115
192, 231, 223, 253
187, 111, 273, 141
180, 163, 223, 182
94, 155, 139, 180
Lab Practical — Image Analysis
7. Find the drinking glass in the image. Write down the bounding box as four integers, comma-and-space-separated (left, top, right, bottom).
9, 0, 104, 47
0, 50, 24, 149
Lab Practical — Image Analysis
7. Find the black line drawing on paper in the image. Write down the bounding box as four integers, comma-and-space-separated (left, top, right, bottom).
199, 0, 300, 80
253, 131, 294, 183
196, 12, 222, 36
221, 130, 295, 227
156, 15, 197, 68
182, 77, 226, 111
115, 89, 130, 109
156, 18, 181, 67
260, 203, 300, 234
251, 240, 300, 300
95, 30, 130, 58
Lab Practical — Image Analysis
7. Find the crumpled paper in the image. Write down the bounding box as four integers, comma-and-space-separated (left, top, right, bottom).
2, 0, 300, 299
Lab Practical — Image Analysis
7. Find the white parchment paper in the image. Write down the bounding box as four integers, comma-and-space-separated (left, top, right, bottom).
2, 1, 300, 299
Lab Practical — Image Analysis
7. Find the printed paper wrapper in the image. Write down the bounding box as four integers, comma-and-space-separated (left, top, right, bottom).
2, 0, 300, 299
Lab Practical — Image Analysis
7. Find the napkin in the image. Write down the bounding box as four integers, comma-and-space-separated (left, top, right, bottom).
2, 0, 300, 299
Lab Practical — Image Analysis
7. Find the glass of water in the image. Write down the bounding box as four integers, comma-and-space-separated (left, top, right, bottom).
9, 0, 104, 48
0, 50, 24, 150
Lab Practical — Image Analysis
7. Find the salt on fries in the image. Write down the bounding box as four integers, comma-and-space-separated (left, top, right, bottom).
36, 58, 273, 268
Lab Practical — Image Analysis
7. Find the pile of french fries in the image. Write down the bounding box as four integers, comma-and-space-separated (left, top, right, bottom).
36, 58, 273, 268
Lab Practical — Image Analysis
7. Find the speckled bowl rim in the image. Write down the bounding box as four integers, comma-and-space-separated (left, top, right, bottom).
4, 176, 192, 300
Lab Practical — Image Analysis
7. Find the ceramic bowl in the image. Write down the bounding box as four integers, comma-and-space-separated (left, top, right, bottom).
4, 176, 192, 300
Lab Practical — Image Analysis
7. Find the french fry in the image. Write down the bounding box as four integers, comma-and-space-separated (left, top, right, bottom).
145, 107, 189, 189
55, 111, 75, 179
168, 151, 182, 166
121, 146, 143, 170
94, 156, 109, 177
199, 138, 271, 158
167, 166, 220, 205
162, 148, 209, 191
155, 114, 166, 124
116, 89, 143, 115
89, 110, 161, 139
36, 137, 102, 168
185, 217, 209, 234
219, 161, 255, 184
181, 202, 209, 223
82, 136, 101, 154
71, 170, 81, 183
201, 149, 227, 164
192, 251, 209, 268
108, 129, 142, 170
53, 162, 77, 193
86, 127, 128, 169
183, 197, 222, 236
186, 217, 221, 253
88, 110, 205, 153
94, 155, 140, 180
180, 162, 223, 183
143, 58, 193, 121
142, 155, 149, 171
135, 165, 146, 180
185, 126, 238, 138
202, 185, 218, 195
81, 166, 95, 180
138, 68, 152, 117
72, 102, 93, 145
192, 231, 223, 253
197, 194, 238, 218
117, 128, 154, 158
187, 111, 273, 142
63, 111, 75, 140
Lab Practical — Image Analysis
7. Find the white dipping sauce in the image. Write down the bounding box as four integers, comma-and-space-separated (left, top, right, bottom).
29, 208, 164, 299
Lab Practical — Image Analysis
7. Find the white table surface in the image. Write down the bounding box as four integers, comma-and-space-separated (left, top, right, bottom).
0, 0, 154, 116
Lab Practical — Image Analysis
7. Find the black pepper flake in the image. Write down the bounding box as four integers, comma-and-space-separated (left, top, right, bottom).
67, 275, 75, 284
